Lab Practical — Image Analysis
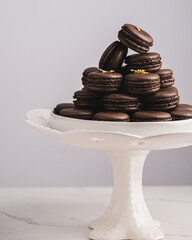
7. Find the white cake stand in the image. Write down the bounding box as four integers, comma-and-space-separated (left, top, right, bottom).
26, 109, 192, 240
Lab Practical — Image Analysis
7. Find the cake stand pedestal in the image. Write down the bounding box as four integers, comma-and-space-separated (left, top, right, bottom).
26, 109, 192, 240
89, 149, 163, 240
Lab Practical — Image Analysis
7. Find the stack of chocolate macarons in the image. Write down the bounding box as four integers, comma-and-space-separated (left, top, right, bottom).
54, 23, 192, 122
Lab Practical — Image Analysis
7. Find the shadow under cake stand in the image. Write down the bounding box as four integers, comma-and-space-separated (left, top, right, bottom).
26, 109, 192, 240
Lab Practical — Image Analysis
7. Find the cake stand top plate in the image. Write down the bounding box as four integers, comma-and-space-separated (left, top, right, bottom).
26, 109, 192, 151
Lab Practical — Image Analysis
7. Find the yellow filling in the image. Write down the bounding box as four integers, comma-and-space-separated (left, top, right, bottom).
132, 69, 148, 74
97, 68, 115, 73
136, 26, 141, 31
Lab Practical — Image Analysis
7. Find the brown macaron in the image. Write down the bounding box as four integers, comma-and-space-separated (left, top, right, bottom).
103, 93, 139, 112
118, 24, 153, 53
132, 111, 172, 122
99, 41, 128, 71
82, 67, 123, 93
124, 72, 160, 96
170, 104, 192, 120
73, 87, 103, 109
142, 87, 180, 111
60, 108, 94, 120
54, 103, 74, 115
176, 104, 192, 111
155, 69, 175, 88
125, 52, 162, 72
93, 111, 130, 122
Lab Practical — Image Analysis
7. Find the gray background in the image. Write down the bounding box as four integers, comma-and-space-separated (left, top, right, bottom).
0, 0, 192, 187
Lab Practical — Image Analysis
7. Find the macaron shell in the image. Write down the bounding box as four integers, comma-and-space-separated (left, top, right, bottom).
118, 31, 150, 53
99, 41, 128, 71
125, 52, 162, 72
125, 85, 160, 96
73, 88, 103, 109
93, 111, 130, 122
144, 87, 178, 99
123, 24, 153, 45
170, 109, 192, 120
73, 87, 103, 99
176, 104, 192, 111
118, 24, 153, 53
155, 69, 173, 76
160, 78, 175, 88
132, 110, 172, 122
83, 71, 123, 92
104, 93, 139, 101
125, 73, 160, 82
124, 73, 160, 95
56, 103, 74, 110
103, 93, 140, 112
60, 108, 94, 120
155, 69, 174, 88
73, 100, 102, 109
126, 52, 161, 63
54, 103, 74, 114
82, 67, 99, 77
142, 87, 180, 111
82, 68, 101, 90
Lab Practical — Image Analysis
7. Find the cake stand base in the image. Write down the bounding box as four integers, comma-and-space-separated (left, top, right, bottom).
88, 150, 164, 240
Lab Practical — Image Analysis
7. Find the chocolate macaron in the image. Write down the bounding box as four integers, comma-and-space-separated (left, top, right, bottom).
54, 103, 74, 115
142, 87, 180, 111
125, 52, 162, 72
82, 67, 99, 83
124, 72, 160, 96
132, 111, 172, 122
170, 108, 192, 121
82, 67, 123, 93
99, 41, 128, 71
93, 111, 130, 122
60, 108, 94, 120
176, 104, 192, 111
73, 87, 103, 109
118, 24, 153, 53
103, 93, 139, 112
155, 69, 175, 88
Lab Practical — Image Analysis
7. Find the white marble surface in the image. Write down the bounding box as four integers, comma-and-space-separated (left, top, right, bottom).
0, 187, 191, 240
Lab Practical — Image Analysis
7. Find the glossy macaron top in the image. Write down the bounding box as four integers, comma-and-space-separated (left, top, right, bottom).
55, 103, 74, 111
54, 103, 74, 114
155, 69, 173, 76
82, 67, 99, 77
176, 104, 192, 111
88, 71, 123, 79
73, 87, 102, 98
93, 111, 130, 122
124, 73, 160, 83
60, 108, 94, 120
82, 67, 123, 79
125, 52, 161, 65
122, 24, 153, 45
99, 41, 128, 71
132, 111, 172, 121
